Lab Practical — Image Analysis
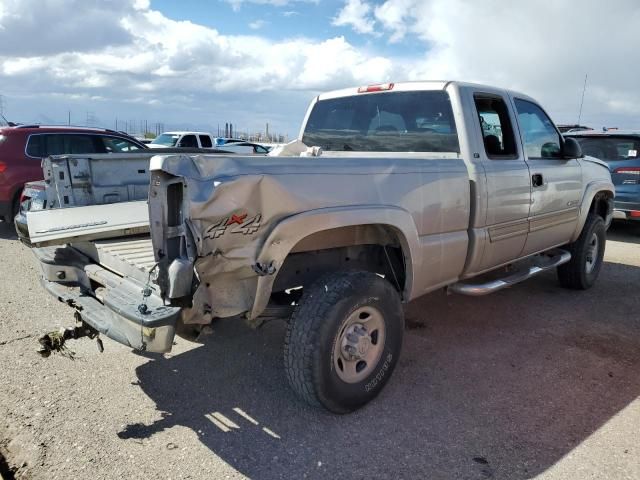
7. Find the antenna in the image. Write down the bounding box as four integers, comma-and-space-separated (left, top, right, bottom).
577, 74, 588, 125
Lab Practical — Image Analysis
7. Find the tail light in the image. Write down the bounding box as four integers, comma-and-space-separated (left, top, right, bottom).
19, 183, 45, 204
0, 161, 6, 173
614, 167, 640, 175
358, 83, 394, 93
630, 211, 640, 218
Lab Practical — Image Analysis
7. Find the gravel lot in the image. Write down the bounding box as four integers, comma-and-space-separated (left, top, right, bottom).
0, 220, 639, 480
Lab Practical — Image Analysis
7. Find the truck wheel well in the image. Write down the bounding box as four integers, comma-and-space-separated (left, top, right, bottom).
271, 225, 408, 301
589, 191, 613, 221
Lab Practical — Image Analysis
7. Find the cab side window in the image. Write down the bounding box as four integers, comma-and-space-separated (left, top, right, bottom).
474, 94, 518, 159
199, 135, 212, 148
178, 135, 198, 148
514, 99, 561, 159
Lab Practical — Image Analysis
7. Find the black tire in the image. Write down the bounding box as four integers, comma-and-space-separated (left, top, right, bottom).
284, 271, 403, 413
557, 213, 606, 289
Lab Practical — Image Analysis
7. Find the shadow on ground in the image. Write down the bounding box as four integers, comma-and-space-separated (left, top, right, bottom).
0, 221, 17, 240
608, 221, 640, 244
119, 260, 640, 479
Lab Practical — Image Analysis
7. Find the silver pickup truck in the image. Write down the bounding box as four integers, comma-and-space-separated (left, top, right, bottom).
24, 81, 614, 413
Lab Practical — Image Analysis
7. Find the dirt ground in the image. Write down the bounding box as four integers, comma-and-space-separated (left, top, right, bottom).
0, 220, 639, 480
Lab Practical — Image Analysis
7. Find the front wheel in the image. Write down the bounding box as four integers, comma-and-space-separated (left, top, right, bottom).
284, 271, 404, 413
557, 213, 606, 289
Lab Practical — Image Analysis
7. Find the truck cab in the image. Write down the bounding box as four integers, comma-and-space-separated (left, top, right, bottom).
148, 131, 215, 149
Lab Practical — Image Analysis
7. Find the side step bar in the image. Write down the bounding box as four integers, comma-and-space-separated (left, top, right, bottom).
449, 249, 571, 296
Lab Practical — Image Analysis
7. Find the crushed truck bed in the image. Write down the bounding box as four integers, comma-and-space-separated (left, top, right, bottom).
72, 236, 156, 284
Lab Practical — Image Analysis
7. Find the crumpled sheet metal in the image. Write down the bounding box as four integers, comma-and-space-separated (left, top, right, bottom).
154, 152, 470, 322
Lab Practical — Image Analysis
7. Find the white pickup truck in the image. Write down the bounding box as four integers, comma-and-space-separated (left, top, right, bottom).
24, 81, 614, 413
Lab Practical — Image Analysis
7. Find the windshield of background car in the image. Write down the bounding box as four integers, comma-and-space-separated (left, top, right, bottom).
302, 90, 460, 153
151, 134, 179, 146
571, 135, 640, 161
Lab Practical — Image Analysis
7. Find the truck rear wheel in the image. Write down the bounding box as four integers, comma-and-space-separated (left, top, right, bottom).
557, 213, 606, 289
284, 271, 403, 413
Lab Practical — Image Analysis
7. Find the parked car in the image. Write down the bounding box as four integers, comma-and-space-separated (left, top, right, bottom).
217, 141, 271, 154
148, 131, 215, 149
564, 130, 639, 223
24, 81, 613, 413
557, 124, 592, 133
0, 125, 146, 222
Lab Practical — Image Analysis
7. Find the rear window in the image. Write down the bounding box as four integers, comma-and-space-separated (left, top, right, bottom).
571, 135, 640, 161
302, 90, 460, 153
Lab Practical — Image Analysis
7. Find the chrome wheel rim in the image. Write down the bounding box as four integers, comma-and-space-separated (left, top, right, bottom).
333, 306, 386, 384
585, 233, 599, 274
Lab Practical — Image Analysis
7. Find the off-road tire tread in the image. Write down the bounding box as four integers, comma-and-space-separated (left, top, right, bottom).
557, 213, 605, 289
284, 271, 397, 412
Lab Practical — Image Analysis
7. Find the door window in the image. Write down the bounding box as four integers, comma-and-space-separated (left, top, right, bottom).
178, 135, 198, 148
101, 136, 142, 152
199, 135, 213, 148
514, 99, 561, 159
474, 94, 518, 159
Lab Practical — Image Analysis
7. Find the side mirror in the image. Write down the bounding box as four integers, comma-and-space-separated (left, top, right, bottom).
562, 137, 583, 159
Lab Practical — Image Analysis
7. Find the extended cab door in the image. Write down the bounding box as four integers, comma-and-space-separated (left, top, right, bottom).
471, 92, 532, 271
512, 97, 582, 255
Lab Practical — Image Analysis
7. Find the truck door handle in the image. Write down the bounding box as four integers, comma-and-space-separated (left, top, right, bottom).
532, 174, 544, 188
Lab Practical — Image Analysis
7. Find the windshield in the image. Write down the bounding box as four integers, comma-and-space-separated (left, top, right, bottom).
571, 135, 640, 161
302, 90, 460, 153
151, 133, 179, 146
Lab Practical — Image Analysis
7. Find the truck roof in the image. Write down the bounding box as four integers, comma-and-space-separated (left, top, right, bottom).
317, 80, 532, 102
160, 131, 212, 136
565, 130, 640, 137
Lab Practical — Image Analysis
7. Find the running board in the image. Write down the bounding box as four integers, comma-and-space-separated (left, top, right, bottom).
449, 249, 571, 296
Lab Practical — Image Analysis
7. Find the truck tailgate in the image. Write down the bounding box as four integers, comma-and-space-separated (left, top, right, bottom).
26, 200, 149, 247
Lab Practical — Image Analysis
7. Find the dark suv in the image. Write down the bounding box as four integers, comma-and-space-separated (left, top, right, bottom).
565, 130, 640, 223
0, 125, 146, 221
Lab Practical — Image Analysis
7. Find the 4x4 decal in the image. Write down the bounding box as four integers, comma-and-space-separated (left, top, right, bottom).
204, 213, 261, 239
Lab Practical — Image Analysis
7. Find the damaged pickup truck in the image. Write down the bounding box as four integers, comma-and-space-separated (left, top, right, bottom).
23, 81, 614, 413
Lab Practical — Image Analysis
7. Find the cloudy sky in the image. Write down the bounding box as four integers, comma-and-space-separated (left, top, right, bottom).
0, 0, 638, 137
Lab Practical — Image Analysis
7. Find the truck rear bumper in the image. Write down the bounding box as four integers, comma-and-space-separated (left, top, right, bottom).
33, 245, 180, 353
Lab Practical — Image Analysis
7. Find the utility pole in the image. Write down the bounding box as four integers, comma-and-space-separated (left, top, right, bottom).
0, 95, 4, 116
68, 111, 71, 125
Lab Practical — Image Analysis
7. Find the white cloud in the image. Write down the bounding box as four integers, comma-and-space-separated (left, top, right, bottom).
332, 0, 376, 35
248, 19, 267, 29
0, 0, 134, 56
331, 0, 640, 128
2, 0, 640, 135
225, 0, 317, 12
0, 0, 396, 134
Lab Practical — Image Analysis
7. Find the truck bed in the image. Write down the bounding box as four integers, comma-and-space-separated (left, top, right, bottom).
72, 236, 156, 284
